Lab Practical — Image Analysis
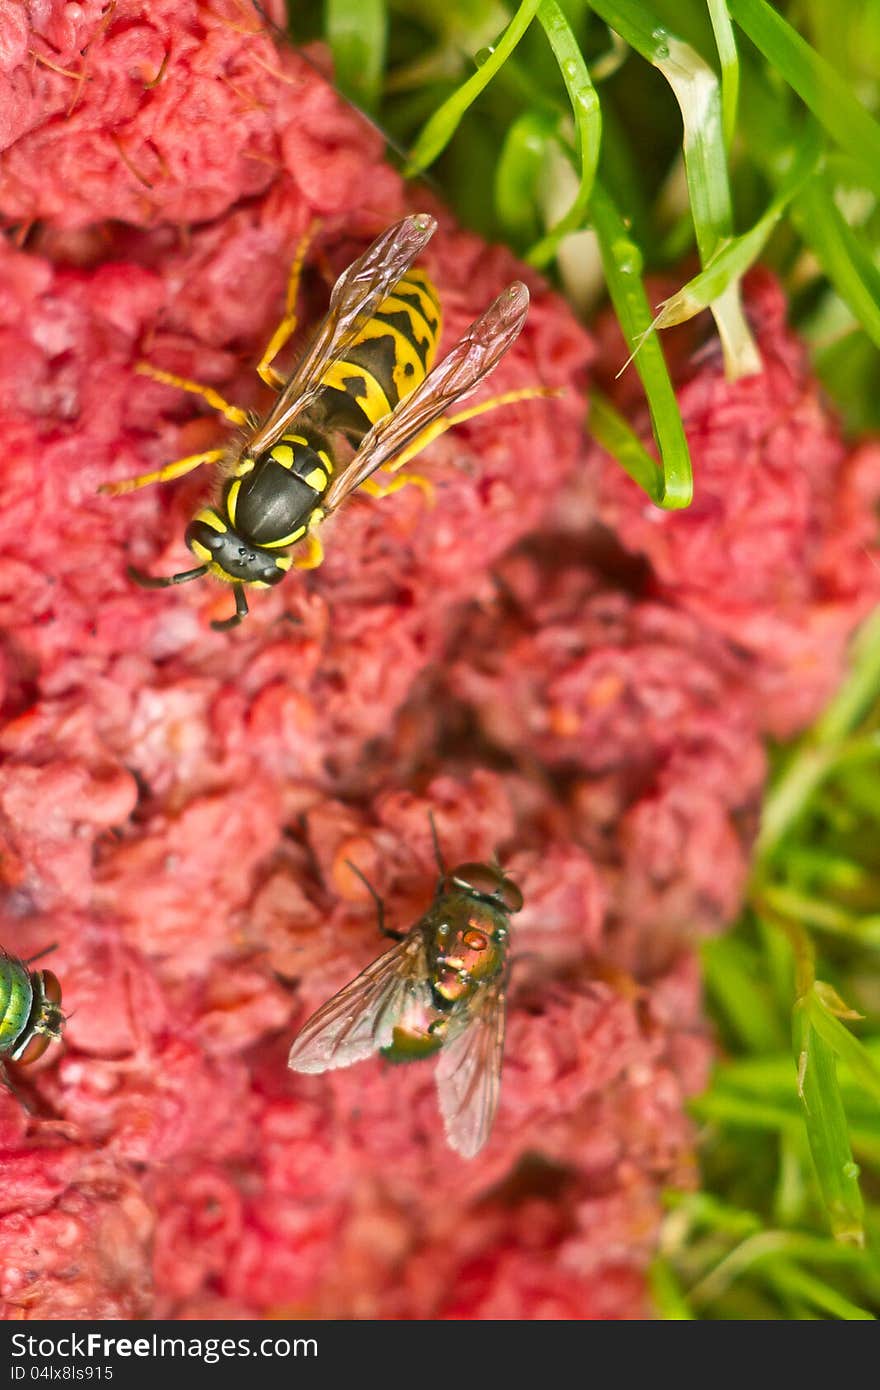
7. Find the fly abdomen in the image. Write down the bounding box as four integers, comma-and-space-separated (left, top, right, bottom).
226, 434, 333, 548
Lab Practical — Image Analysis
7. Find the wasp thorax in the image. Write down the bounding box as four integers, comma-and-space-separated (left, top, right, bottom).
185, 514, 287, 587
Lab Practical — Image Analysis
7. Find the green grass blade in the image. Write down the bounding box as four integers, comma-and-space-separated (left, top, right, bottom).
707, 0, 739, 153
495, 110, 557, 245
793, 1001, 865, 1246
793, 177, 880, 354
589, 179, 693, 508
653, 123, 822, 329
587, 0, 758, 374
764, 1261, 874, 1320
806, 992, 880, 1108
404, 0, 542, 176
727, 0, 880, 201
325, 0, 387, 113
586, 388, 665, 504
525, 0, 601, 268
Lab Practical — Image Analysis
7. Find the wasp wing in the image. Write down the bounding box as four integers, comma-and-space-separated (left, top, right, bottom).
287, 928, 430, 1074
323, 281, 530, 512
435, 978, 507, 1159
249, 213, 437, 455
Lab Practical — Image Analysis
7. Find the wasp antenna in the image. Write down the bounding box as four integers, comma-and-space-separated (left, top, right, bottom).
127, 564, 208, 590
211, 585, 249, 632
427, 811, 446, 876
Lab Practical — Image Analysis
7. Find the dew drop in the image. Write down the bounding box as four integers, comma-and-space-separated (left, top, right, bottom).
475, 45, 495, 67
843, 1161, 861, 1180
611, 238, 643, 275
651, 28, 670, 60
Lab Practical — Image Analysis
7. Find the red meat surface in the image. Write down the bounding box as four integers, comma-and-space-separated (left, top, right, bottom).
0, 0, 875, 1321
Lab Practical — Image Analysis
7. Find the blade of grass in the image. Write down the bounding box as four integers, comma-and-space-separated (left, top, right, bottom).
652, 123, 822, 329
404, 0, 542, 176
586, 388, 665, 504
495, 110, 557, 245
589, 178, 693, 508
525, 0, 601, 268
325, 0, 387, 113
707, 0, 739, 153
793, 1000, 865, 1245
792, 174, 880, 352
806, 992, 880, 1107
726, 0, 880, 201
586, 0, 759, 375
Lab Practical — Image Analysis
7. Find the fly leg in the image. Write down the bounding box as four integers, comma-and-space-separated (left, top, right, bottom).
344, 861, 405, 942
99, 448, 228, 496
386, 386, 560, 472
257, 221, 320, 389
134, 363, 249, 426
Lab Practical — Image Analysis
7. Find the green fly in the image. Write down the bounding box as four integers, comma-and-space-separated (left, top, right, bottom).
0, 949, 64, 1073
288, 827, 522, 1158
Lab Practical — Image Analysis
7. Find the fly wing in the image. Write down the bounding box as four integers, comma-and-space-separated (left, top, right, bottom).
287, 928, 430, 1074
249, 213, 437, 455
323, 281, 530, 511
435, 978, 507, 1159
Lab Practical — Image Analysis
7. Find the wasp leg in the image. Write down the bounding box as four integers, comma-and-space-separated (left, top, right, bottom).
290, 530, 324, 571
388, 386, 560, 471
359, 471, 435, 505
100, 448, 227, 496
211, 585, 249, 632
344, 860, 405, 942
256, 221, 320, 390
135, 363, 249, 426
128, 563, 209, 589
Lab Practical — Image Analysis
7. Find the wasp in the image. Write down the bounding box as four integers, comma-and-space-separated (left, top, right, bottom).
102, 213, 548, 630
288, 827, 522, 1158
0, 949, 64, 1073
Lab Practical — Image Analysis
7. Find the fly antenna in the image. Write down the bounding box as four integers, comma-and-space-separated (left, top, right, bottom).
428, 811, 446, 876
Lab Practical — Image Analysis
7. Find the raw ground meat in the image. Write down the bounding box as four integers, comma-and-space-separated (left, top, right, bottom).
0, 0, 875, 1320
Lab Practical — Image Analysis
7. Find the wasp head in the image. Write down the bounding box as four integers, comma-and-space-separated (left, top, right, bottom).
185, 510, 289, 588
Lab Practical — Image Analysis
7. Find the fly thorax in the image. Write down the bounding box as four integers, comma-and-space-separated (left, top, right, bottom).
431, 900, 508, 1004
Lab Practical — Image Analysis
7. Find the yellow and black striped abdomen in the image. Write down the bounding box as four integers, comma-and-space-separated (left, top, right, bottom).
314, 269, 442, 445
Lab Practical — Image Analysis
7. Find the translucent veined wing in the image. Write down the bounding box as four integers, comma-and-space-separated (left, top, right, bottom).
249, 212, 438, 455
323, 281, 530, 512
287, 928, 430, 1074
435, 978, 507, 1159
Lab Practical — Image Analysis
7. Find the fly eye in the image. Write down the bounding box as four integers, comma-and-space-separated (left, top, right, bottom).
15, 1031, 52, 1065
497, 877, 523, 913
41, 970, 62, 1006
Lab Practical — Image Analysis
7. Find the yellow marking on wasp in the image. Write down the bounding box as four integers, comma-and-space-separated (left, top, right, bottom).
303, 465, 329, 491
235, 457, 256, 477
262, 524, 306, 549
358, 317, 425, 390
316, 449, 333, 474
270, 444, 295, 469
99, 448, 226, 495
377, 293, 439, 362
194, 507, 227, 533
226, 478, 242, 526
321, 359, 392, 425
291, 530, 324, 570
284, 434, 309, 447
274, 556, 293, 572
